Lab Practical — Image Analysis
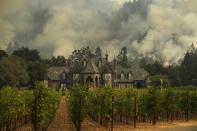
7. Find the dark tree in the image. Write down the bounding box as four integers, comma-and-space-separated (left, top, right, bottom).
95, 46, 102, 59
181, 52, 192, 66
72, 46, 94, 63
56, 56, 66, 66
27, 61, 47, 87
12, 47, 40, 62
144, 61, 166, 76
46, 56, 66, 66
140, 57, 147, 68
0, 56, 29, 88
150, 75, 171, 88
117, 47, 129, 68
167, 66, 181, 86
180, 46, 197, 85
144, 43, 197, 86
12, 47, 48, 87
144, 60, 181, 87
0, 50, 8, 60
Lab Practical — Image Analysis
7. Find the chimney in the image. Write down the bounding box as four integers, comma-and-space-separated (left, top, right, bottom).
105, 50, 108, 63
69, 55, 72, 67
83, 58, 87, 67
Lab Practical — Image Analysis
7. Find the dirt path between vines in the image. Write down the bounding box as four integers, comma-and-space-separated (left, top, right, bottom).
14, 123, 32, 131
81, 117, 108, 131
47, 97, 108, 131
47, 98, 76, 131
81, 119, 197, 131
14, 120, 197, 131
113, 120, 197, 131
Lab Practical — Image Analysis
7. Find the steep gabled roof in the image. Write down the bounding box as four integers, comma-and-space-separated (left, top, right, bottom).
99, 63, 113, 73
114, 64, 132, 74
114, 64, 149, 81
69, 62, 83, 73
82, 59, 99, 73
132, 68, 149, 80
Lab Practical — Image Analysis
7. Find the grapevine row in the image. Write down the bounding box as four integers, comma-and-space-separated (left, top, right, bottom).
0, 87, 34, 131
33, 82, 61, 130
0, 82, 61, 131
66, 86, 197, 129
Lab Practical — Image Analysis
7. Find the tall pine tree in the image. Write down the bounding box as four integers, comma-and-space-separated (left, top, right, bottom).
95, 46, 102, 59
117, 47, 129, 68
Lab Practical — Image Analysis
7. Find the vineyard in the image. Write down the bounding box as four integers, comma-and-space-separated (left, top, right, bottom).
0, 87, 34, 131
1, 85, 197, 131
0, 82, 61, 131
66, 86, 197, 130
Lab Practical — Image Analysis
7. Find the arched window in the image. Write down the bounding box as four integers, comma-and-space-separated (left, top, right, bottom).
108, 74, 111, 80
105, 73, 111, 80
121, 72, 124, 80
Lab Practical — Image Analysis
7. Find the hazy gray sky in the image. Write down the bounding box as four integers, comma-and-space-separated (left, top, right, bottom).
0, 0, 197, 64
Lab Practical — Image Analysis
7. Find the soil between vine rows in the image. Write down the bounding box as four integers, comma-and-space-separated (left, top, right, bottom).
46, 98, 76, 131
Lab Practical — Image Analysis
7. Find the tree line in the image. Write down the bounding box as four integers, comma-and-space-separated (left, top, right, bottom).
0, 46, 131, 89
141, 44, 197, 88
0, 44, 197, 89
0, 48, 47, 89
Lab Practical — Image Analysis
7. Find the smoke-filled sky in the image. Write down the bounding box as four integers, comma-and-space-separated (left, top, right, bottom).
0, 0, 197, 64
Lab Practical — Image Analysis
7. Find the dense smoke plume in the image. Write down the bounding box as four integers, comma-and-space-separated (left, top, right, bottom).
0, 0, 197, 64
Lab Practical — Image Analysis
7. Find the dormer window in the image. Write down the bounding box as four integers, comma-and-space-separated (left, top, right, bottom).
121, 72, 124, 80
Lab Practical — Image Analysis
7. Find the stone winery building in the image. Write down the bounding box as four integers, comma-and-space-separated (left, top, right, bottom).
46, 52, 149, 89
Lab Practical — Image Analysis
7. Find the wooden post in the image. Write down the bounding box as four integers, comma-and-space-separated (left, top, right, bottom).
35, 95, 39, 131
14, 119, 16, 129
186, 94, 189, 121
176, 95, 179, 120
167, 112, 169, 122
171, 96, 174, 122
111, 96, 114, 131
142, 95, 145, 122
79, 96, 82, 131
152, 95, 156, 125
6, 122, 9, 131
134, 96, 137, 128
